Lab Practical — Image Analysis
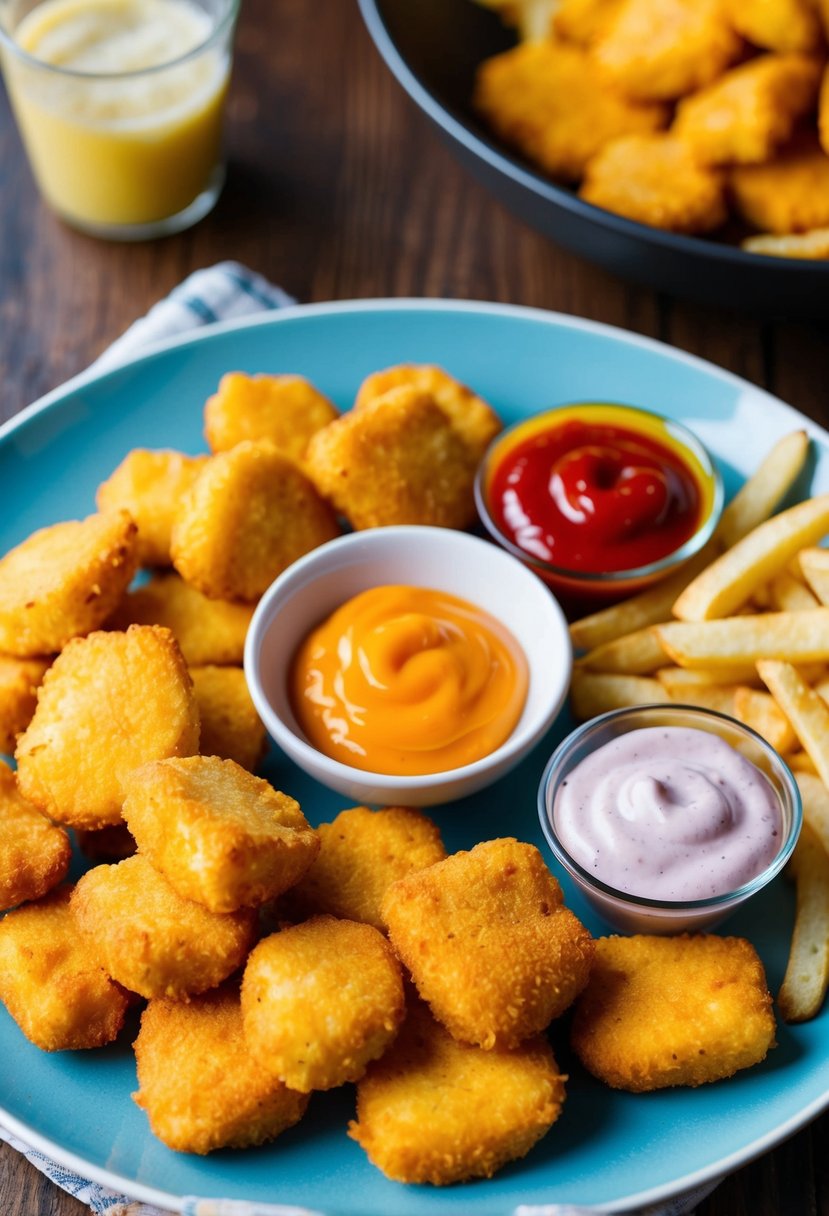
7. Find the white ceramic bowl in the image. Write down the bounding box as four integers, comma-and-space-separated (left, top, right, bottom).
244, 525, 572, 806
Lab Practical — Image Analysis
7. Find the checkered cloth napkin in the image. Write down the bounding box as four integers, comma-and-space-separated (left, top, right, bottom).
0, 262, 720, 1216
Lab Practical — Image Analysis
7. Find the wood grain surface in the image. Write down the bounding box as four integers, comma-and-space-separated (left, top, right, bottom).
1, 0, 829, 1212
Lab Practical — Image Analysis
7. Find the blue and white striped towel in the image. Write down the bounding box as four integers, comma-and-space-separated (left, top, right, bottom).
0, 262, 720, 1216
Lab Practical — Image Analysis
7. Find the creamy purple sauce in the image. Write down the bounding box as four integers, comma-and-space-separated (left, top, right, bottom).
553, 726, 783, 900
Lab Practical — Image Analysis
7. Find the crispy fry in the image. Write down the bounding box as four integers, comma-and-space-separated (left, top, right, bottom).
204, 373, 338, 464
0, 655, 49, 755
794, 772, 829, 857
777, 824, 829, 1023
0, 759, 70, 911
797, 547, 829, 605
768, 570, 819, 612
189, 666, 266, 771
673, 494, 829, 621
733, 687, 798, 753
742, 229, 829, 259
721, 0, 823, 53
718, 431, 810, 548
730, 134, 829, 234
658, 611, 829, 669
758, 660, 829, 788
786, 751, 818, 775
656, 664, 762, 690
576, 626, 667, 674
571, 670, 670, 719
96, 449, 208, 567
666, 683, 738, 716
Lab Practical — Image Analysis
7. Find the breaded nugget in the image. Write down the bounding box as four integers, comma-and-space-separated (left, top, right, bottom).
730, 133, 829, 233
0, 886, 129, 1050
721, 0, 823, 53
0, 759, 70, 911
189, 666, 266, 771
122, 757, 318, 913
204, 372, 338, 464
674, 54, 822, 166
741, 228, 829, 257
285, 805, 446, 931
96, 449, 208, 567
171, 440, 340, 602
71, 855, 256, 999
474, 40, 667, 182
571, 934, 776, 1091
0, 655, 49, 754
353, 365, 501, 459
241, 915, 405, 1091
349, 999, 565, 1185
818, 63, 828, 155
133, 985, 309, 1154
594, 0, 742, 101
16, 626, 199, 830
0, 511, 138, 657
383, 838, 594, 1050
108, 572, 254, 667
306, 387, 480, 530
553, 0, 624, 44
580, 134, 727, 233
75, 822, 137, 862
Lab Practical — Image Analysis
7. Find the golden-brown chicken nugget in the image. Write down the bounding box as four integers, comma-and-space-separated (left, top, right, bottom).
354, 365, 501, 459
0, 511, 138, 657
241, 915, 404, 1092
730, 133, 829, 233
0, 759, 70, 911
189, 666, 266, 771
108, 572, 254, 667
553, 0, 624, 45
674, 53, 822, 166
349, 999, 565, 1185
474, 40, 667, 182
580, 134, 727, 233
171, 440, 340, 602
722, 0, 823, 52
204, 372, 338, 463
571, 934, 776, 1091
122, 757, 318, 913
133, 985, 309, 1154
0, 886, 129, 1050
96, 449, 208, 567
285, 805, 446, 931
0, 654, 49, 755
16, 626, 199, 830
594, 0, 743, 100
71, 855, 256, 999
306, 387, 480, 530
383, 838, 594, 1050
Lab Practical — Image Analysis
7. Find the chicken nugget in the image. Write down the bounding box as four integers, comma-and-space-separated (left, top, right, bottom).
71, 855, 256, 999
741, 228, 829, 257
108, 572, 254, 667
474, 40, 667, 182
189, 666, 266, 771
122, 757, 318, 913
0, 655, 49, 755
241, 915, 405, 1091
818, 63, 828, 155
0, 759, 70, 911
16, 626, 199, 830
721, 0, 823, 53
553, 0, 624, 44
674, 54, 822, 165
0, 511, 138, 657
383, 838, 594, 1050
306, 387, 480, 530
730, 133, 829, 233
171, 441, 340, 602
133, 985, 309, 1154
96, 449, 208, 567
594, 0, 743, 101
0, 886, 129, 1050
204, 372, 338, 464
349, 999, 565, 1185
580, 134, 727, 233
285, 805, 446, 931
571, 934, 776, 1091
354, 365, 501, 459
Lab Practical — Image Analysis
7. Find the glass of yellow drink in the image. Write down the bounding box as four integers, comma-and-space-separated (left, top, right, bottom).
0, 0, 239, 239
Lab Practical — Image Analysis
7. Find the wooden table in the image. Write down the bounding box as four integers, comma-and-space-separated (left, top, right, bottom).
1, 0, 829, 1211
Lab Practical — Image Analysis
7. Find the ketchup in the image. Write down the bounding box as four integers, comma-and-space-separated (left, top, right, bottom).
488, 416, 702, 573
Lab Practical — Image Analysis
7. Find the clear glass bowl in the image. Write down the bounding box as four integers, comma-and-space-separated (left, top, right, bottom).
537, 704, 802, 934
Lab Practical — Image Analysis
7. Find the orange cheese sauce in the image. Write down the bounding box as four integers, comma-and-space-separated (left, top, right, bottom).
290, 585, 528, 776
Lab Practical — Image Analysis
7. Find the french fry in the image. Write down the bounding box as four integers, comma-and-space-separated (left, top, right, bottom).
795, 773, 829, 858
570, 671, 669, 721
658, 610, 829, 669
656, 664, 762, 690
576, 627, 667, 674
674, 493, 829, 621
768, 570, 819, 612
757, 660, 829, 788
777, 823, 829, 1024
786, 751, 819, 776
665, 684, 738, 715
798, 547, 829, 605
718, 430, 810, 549
732, 687, 798, 753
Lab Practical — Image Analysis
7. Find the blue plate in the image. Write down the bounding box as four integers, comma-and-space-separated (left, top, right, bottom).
1, 300, 827, 1214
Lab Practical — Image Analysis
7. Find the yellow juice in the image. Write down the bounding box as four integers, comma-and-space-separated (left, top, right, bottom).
2, 0, 231, 230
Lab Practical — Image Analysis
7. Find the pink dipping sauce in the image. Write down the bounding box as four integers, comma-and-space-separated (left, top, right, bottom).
553, 726, 783, 900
